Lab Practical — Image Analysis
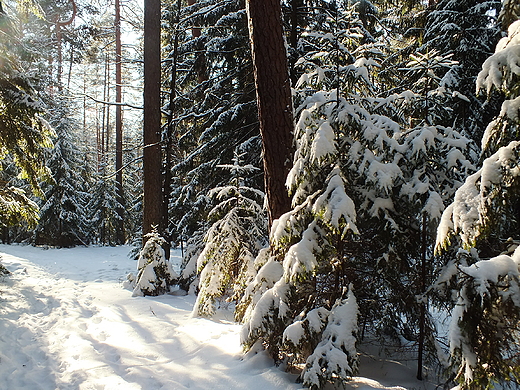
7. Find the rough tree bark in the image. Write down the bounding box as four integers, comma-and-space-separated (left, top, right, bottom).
246, 0, 294, 228
143, 0, 163, 244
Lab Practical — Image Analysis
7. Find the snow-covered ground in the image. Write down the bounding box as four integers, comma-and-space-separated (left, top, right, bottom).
0, 244, 438, 390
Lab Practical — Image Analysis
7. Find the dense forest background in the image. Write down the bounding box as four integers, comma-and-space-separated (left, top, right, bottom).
2, 0, 520, 389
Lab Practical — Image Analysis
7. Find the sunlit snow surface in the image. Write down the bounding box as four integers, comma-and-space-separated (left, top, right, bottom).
0, 244, 435, 389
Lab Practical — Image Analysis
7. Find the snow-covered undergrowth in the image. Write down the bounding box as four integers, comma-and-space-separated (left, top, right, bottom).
0, 244, 435, 389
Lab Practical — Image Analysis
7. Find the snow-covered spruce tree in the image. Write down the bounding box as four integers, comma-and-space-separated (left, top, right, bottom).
131, 229, 177, 297
192, 155, 267, 317
32, 97, 90, 247
383, 50, 479, 379
169, 0, 262, 289
422, 0, 502, 143
435, 19, 520, 389
87, 169, 125, 246
240, 5, 365, 387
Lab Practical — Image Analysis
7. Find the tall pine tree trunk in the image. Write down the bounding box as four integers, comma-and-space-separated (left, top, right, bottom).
246, 0, 294, 227
115, 0, 125, 244
143, 0, 163, 243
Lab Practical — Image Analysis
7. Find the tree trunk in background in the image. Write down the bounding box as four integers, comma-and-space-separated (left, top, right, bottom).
103, 55, 111, 157
417, 212, 428, 380
143, 0, 163, 244
101, 55, 109, 168
54, 0, 77, 91
246, 0, 294, 227
115, 0, 125, 244
289, 0, 302, 86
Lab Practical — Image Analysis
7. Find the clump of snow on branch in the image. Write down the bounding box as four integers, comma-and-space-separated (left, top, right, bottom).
476, 20, 520, 96
312, 170, 359, 236
436, 141, 520, 251
477, 20, 520, 153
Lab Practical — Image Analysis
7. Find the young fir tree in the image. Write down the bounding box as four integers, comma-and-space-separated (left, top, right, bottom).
87, 170, 125, 246
435, 17, 520, 389
192, 154, 267, 317
32, 97, 90, 247
382, 50, 478, 379
130, 229, 177, 297
167, 0, 262, 289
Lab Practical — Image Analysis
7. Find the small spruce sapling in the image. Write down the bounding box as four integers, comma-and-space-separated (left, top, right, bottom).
193, 155, 267, 317
131, 229, 177, 297
0, 256, 9, 276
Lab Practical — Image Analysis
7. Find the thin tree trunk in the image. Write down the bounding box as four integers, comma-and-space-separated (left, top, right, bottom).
289, 0, 302, 86
143, 0, 163, 243
54, 0, 77, 91
96, 104, 101, 172
105, 56, 111, 156
417, 212, 427, 380
101, 56, 109, 168
67, 45, 73, 90
115, 0, 125, 244
246, 0, 294, 227
56, 25, 63, 90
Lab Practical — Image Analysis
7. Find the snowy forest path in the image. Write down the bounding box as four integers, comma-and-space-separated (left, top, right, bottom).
0, 245, 304, 390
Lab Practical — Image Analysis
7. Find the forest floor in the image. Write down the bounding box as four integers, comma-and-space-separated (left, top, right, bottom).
0, 244, 439, 390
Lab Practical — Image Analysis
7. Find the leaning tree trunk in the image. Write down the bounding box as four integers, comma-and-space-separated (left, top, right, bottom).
246, 0, 294, 228
143, 0, 163, 244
